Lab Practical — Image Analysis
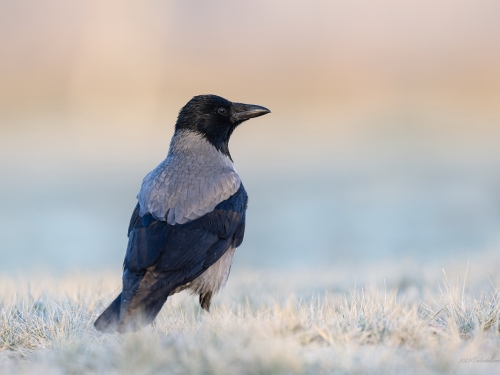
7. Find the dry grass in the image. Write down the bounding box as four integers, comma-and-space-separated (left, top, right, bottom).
1, 257, 500, 374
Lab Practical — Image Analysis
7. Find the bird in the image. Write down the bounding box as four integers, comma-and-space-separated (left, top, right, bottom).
94, 94, 270, 333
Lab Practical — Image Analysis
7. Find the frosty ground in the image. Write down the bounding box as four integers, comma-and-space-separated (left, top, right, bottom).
1, 253, 500, 375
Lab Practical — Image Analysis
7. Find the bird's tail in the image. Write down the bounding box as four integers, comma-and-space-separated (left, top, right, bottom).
94, 272, 171, 333
94, 293, 123, 333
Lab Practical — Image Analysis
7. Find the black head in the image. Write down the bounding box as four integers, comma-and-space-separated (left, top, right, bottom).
175, 95, 270, 158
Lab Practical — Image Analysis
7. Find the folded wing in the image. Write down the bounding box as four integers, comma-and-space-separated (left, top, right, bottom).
94, 184, 247, 333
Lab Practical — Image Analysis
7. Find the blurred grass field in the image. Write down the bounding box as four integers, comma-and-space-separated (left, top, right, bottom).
1, 253, 500, 375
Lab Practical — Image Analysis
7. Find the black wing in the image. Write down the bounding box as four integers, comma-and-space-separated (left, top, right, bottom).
94, 184, 247, 332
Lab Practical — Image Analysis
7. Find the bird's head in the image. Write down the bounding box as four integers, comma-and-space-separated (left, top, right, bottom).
175, 95, 270, 157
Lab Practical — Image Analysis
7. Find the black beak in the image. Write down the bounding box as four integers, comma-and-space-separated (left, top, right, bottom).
231, 103, 271, 123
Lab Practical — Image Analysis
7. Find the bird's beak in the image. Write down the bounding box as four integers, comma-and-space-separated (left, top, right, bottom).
231, 103, 271, 123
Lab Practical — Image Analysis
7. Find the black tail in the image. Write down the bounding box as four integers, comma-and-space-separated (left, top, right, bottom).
94, 293, 122, 333
94, 271, 172, 333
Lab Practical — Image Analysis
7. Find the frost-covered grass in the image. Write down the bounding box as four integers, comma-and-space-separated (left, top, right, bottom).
1, 255, 500, 374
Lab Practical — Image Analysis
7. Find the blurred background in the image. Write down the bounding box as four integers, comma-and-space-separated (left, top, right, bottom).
0, 0, 499, 274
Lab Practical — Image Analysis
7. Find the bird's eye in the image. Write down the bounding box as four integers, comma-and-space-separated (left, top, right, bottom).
217, 107, 228, 115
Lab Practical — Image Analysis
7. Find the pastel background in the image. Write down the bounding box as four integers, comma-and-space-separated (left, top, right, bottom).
1, 0, 499, 273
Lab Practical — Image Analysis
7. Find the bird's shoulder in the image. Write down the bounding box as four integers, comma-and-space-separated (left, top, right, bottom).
137, 134, 241, 225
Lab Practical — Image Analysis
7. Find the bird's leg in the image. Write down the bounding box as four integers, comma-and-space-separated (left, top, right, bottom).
199, 291, 213, 312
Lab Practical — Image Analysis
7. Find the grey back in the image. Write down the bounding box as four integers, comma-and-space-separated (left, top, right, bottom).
137, 130, 241, 225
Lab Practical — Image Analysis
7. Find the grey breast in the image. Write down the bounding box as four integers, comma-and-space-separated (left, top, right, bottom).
137, 130, 241, 225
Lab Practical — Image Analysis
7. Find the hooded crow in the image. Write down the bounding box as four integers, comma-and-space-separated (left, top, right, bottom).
94, 95, 270, 333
